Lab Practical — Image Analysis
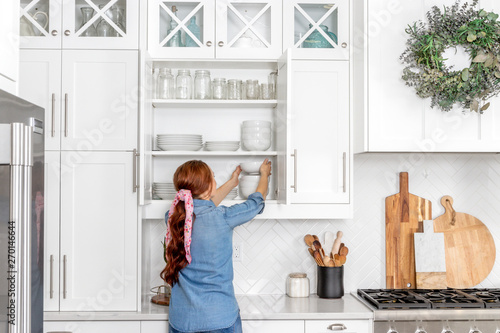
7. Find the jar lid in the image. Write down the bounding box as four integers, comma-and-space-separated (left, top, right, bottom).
289, 272, 307, 278
177, 69, 191, 74
195, 69, 211, 75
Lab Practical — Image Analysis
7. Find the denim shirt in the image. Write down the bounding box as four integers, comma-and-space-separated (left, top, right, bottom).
166, 192, 265, 332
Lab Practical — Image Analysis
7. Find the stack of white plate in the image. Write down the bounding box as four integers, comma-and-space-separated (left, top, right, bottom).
204, 141, 240, 151
153, 182, 176, 200
227, 188, 238, 200
241, 120, 271, 151
157, 134, 203, 151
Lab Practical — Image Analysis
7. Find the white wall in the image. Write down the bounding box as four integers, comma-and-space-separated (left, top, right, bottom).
143, 153, 500, 295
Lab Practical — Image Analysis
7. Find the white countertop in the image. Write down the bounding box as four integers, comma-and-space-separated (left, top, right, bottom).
44, 294, 374, 321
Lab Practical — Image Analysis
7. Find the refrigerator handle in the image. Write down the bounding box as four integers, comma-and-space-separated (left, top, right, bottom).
64, 93, 68, 137
51, 93, 55, 137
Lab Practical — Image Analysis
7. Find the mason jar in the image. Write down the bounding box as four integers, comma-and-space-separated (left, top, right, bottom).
176, 69, 192, 99
246, 79, 259, 100
194, 70, 212, 99
212, 78, 227, 100
157, 68, 175, 99
227, 79, 241, 100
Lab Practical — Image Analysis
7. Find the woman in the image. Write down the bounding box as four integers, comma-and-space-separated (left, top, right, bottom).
162, 159, 272, 333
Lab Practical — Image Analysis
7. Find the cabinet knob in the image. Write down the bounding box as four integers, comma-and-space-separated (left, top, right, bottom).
64, 30, 71, 36
327, 323, 346, 331
51, 30, 58, 36
218, 41, 224, 47
341, 42, 347, 48
206, 41, 212, 47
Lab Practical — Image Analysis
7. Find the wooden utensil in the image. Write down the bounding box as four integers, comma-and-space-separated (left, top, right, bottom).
339, 245, 349, 257
434, 196, 496, 288
333, 254, 342, 267
151, 294, 170, 306
323, 255, 332, 265
331, 231, 343, 256
386, 172, 432, 289
314, 250, 325, 266
339, 255, 346, 265
313, 240, 326, 257
304, 234, 315, 249
414, 220, 446, 289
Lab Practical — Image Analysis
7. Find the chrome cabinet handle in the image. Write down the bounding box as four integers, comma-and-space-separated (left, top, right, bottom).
218, 41, 224, 47
63, 255, 67, 299
341, 42, 347, 48
133, 149, 138, 193
290, 149, 297, 193
51, 30, 58, 36
206, 41, 212, 47
64, 30, 71, 36
51, 93, 55, 137
342, 152, 346, 193
64, 93, 68, 137
49, 255, 54, 298
328, 323, 347, 331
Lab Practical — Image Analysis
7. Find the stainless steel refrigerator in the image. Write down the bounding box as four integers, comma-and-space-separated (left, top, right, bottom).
0, 90, 44, 333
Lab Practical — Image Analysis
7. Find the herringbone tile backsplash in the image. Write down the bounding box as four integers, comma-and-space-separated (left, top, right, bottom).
142, 153, 500, 295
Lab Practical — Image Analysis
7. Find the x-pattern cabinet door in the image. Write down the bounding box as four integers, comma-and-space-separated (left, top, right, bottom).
215, 0, 282, 59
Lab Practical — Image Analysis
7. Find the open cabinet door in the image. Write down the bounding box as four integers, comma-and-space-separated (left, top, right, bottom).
276, 50, 291, 205
139, 50, 154, 205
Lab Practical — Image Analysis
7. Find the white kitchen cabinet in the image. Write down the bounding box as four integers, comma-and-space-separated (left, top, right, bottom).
0, 0, 20, 94
44, 321, 141, 333
141, 321, 169, 332
44, 152, 138, 312
305, 319, 372, 333
283, 0, 350, 60
354, 0, 500, 152
148, 0, 282, 60
19, 0, 139, 49
243, 320, 304, 333
18, 49, 138, 151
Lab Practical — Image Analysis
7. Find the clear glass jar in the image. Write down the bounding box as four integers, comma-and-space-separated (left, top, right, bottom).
227, 79, 241, 100
176, 69, 192, 99
212, 78, 227, 100
194, 70, 211, 99
157, 68, 175, 99
246, 79, 259, 100
268, 71, 277, 99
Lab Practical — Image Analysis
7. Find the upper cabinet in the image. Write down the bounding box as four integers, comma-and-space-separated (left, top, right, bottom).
354, 0, 500, 152
19, 0, 139, 49
283, 0, 350, 60
147, 0, 282, 59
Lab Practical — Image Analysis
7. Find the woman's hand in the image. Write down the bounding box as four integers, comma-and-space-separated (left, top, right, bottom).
230, 165, 242, 187
259, 158, 272, 177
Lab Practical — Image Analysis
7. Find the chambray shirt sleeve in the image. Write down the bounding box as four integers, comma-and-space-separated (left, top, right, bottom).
223, 192, 265, 229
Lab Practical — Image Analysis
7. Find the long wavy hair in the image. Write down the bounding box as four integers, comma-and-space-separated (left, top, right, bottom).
161, 160, 214, 286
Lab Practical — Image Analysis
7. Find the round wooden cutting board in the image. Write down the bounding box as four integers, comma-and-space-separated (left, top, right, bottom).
433, 196, 496, 288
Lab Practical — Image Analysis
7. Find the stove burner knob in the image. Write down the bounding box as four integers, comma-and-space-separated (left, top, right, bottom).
387, 329, 398, 333
415, 329, 427, 333
442, 330, 454, 333
469, 329, 482, 333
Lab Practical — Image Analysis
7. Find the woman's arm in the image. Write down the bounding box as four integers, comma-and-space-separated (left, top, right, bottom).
256, 159, 272, 200
211, 166, 241, 206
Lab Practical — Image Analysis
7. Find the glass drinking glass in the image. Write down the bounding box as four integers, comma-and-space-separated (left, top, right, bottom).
176, 69, 192, 99
212, 78, 227, 100
268, 71, 277, 99
194, 70, 211, 99
227, 79, 241, 100
260, 83, 273, 100
157, 68, 175, 99
246, 79, 259, 100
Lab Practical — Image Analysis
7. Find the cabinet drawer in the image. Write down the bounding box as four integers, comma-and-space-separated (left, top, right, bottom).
44, 321, 141, 333
305, 320, 371, 333
243, 320, 304, 333
140, 321, 169, 332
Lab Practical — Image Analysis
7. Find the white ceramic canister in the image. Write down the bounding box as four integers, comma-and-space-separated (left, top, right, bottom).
286, 272, 310, 297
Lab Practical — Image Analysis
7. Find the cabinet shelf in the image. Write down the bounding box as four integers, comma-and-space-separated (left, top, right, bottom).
152, 150, 278, 157
152, 99, 277, 108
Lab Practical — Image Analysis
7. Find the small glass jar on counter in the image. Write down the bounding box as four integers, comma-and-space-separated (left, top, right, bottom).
157, 68, 175, 99
194, 70, 212, 99
227, 79, 241, 100
212, 78, 227, 100
176, 69, 192, 99
286, 272, 310, 298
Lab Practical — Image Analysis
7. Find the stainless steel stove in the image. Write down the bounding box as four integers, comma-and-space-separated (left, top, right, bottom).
357, 289, 500, 333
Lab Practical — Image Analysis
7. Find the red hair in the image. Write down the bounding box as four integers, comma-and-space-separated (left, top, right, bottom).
161, 160, 213, 286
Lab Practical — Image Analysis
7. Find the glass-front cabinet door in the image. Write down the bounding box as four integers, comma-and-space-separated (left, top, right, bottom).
283, 0, 349, 60
20, 0, 139, 49
148, 0, 216, 58
215, 0, 282, 59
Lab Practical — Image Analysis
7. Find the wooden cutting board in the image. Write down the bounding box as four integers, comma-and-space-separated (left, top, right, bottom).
386, 172, 432, 289
434, 195, 496, 288
414, 220, 447, 289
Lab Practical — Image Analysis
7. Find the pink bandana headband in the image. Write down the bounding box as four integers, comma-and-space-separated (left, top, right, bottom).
165, 189, 194, 264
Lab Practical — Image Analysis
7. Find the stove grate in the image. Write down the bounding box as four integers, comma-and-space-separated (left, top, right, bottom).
357, 289, 431, 310
457, 288, 500, 308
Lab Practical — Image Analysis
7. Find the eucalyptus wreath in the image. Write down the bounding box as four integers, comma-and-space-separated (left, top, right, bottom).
401, 0, 500, 112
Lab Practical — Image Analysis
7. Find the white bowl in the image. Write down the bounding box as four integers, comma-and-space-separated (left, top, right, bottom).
240, 162, 261, 174
239, 184, 257, 199
242, 126, 272, 133
240, 174, 261, 182
241, 133, 271, 140
242, 120, 271, 128
242, 139, 271, 151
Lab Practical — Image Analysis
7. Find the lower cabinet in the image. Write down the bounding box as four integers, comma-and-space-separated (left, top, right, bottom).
140, 321, 169, 331
305, 320, 373, 333
44, 321, 141, 333
243, 320, 304, 333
